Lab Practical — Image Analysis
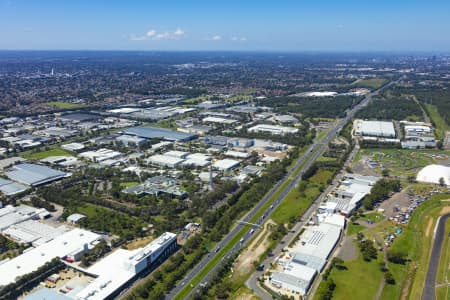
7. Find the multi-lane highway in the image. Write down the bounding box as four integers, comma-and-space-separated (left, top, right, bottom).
170, 79, 398, 299
422, 213, 450, 300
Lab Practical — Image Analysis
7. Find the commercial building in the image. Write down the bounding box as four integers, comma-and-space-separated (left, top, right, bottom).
213, 159, 240, 171
123, 176, 187, 198
61, 142, 85, 152
147, 154, 185, 168
115, 135, 147, 148
6, 163, 69, 186
74, 232, 177, 300
324, 174, 379, 215
79, 149, 123, 163
0, 228, 101, 287
248, 124, 298, 135
3, 220, 69, 246
353, 120, 396, 138
202, 116, 238, 125
124, 126, 197, 142
0, 178, 27, 196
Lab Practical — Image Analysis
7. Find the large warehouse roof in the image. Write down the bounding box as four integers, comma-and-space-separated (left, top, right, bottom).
354, 120, 396, 138
6, 163, 68, 186
124, 126, 197, 142
0, 228, 100, 286
416, 164, 450, 186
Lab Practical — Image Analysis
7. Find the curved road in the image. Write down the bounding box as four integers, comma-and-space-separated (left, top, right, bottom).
168, 79, 399, 299
422, 213, 450, 300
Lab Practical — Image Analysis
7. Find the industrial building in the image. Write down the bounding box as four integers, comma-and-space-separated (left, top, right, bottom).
74, 232, 177, 300
147, 154, 185, 168
6, 163, 69, 186
3, 220, 69, 246
202, 116, 238, 125
248, 124, 298, 135
213, 159, 240, 171
0, 228, 101, 287
324, 174, 379, 215
123, 126, 197, 142
270, 222, 342, 296
115, 135, 147, 148
79, 149, 123, 163
353, 120, 396, 138
61, 142, 85, 152
0, 178, 27, 196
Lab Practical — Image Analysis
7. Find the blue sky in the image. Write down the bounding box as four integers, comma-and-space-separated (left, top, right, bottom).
0, 0, 449, 51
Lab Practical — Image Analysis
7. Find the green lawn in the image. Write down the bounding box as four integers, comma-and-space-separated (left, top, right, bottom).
351, 78, 387, 89
315, 250, 384, 300
120, 181, 139, 188
23, 148, 71, 160
356, 148, 450, 178
424, 104, 450, 140
45, 101, 86, 109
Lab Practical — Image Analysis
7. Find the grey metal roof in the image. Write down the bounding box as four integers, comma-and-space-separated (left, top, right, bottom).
0, 182, 28, 196
124, 126, 197, 142
6, 163, 67, 186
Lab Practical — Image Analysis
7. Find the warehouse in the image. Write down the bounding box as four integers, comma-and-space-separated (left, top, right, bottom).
6, 163, 69, 186
213, 159, 240, 171
0, 204, 43, 231
202, 116, 238, 125
116, 135, 147, 148
75, 232, 177, 300
3, 220, 69, 246
124, 126, 197, 142
61, 142, 85, 152
0, 228, 100, 287
147, 154, 185, 168
0, 178, 27, 196
248, 124, 298, 135
79, 148, 123, 162
353, 120, 396, 138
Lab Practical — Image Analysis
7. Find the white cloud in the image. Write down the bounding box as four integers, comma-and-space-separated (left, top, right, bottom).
129, 28, 185, 41
231, 36, 247, 41
174, 28, 184, 36
212, 35, 222, 40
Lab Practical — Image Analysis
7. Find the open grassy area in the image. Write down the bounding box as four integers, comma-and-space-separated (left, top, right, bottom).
357, 148, 450, 178
45, 101, 86, 109
315, 251, 384, 300
424, 103, 450, 140
351, 78, 387, 89
120, 181, 139, 188
23, 148, 71, 160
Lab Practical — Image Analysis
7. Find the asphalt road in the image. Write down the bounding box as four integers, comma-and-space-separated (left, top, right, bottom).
422, 213, 450, 300
169, 80, 398, 300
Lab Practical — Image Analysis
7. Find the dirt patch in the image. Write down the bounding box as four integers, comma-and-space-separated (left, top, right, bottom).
125, 235, 154, 250
425, 217, 433, 238
440, 204, 450, 215
337, 236, 358, 261
400, 262, 416, 300
234, 220, 275, 277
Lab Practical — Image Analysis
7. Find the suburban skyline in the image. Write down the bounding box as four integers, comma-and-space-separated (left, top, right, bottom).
0, 0, 449, 51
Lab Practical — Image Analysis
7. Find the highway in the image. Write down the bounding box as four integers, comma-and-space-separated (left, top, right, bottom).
169, 80, 398, 300
422, 213, 450, 300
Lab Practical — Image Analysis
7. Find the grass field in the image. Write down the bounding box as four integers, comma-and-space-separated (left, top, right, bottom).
120, 181, 138, 188
315, 250, 384, 300
424, 104, 450, 140
45, 101, 86, 109
351, 78, 387, 89
357, 148, 450, 178
23, 148, 71, 160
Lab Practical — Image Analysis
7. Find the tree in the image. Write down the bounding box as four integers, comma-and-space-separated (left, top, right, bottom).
385, 270, 395, 284
439, 177, 446, 187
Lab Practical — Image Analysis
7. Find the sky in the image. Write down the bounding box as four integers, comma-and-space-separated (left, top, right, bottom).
0, 0, 449, 52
